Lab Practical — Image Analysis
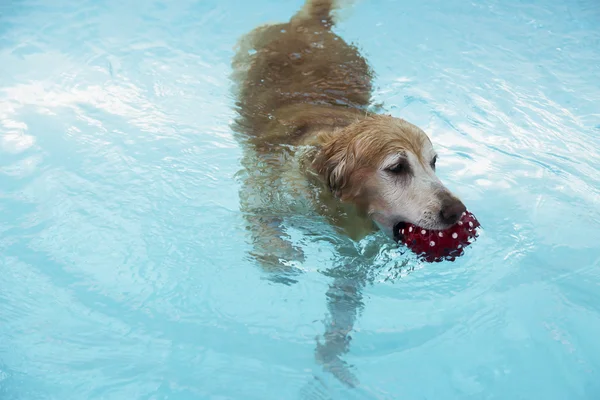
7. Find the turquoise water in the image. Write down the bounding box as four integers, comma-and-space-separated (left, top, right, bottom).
1, 0, 600, 398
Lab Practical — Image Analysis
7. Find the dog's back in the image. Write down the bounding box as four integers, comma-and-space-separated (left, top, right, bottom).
232, 0, 373, 143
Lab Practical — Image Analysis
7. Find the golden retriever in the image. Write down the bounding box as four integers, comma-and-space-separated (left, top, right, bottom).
231, 0, 466, 271
230, 0, 471, 386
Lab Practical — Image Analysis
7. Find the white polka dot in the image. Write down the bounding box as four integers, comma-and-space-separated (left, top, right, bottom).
462, 212, 466, 217
457, 244, 462, 249
401, 229, 404, 234
452, 232, 458, 239
438, 232, 444, 237
469, 221, 473, 227
458, 221, 463, 225
429, 241, 435, 247
421, 229, 426, 235
409, 227, 413, 232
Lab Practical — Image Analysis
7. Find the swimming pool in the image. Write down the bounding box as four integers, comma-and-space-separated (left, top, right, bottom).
1, 0, 599, 398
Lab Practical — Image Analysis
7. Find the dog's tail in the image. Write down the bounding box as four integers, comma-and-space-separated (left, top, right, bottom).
292, 0, 340, 28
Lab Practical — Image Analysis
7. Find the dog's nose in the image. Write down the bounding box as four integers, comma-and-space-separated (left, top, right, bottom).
440, 198, 466, 226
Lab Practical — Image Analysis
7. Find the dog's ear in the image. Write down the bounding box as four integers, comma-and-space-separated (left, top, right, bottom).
312, 133, 356, 199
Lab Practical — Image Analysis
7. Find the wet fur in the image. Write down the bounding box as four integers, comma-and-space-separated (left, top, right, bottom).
230, 0, 465, 387
232, 0, 464, 252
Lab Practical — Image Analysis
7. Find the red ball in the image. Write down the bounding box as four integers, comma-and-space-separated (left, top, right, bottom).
395, 211, 481, 262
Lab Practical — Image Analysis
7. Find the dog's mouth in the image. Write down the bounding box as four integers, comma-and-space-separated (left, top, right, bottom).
392, 221, 408, 242
392, 218, 466, 242
392, 220, 443, 242
392, 218, 457, 240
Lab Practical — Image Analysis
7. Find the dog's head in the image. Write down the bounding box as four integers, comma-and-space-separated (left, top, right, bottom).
313, 115, 465, 237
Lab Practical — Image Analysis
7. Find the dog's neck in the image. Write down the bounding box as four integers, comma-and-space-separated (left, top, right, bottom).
267, 105, 379, 241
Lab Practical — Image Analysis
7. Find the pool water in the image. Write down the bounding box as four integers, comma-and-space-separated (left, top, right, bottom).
1, 0, 600, 398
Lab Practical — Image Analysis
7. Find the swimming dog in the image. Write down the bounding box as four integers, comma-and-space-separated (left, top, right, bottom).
232, 0, 465, 266
231, 0, 466, 387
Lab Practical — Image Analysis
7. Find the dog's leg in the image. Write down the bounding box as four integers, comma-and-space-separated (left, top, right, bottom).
243, 212, 305, 284
315, 266, 367, 388
236, 147, 307, 284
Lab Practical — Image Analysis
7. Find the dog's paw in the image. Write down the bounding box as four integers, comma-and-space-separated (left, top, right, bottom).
315, 336, 360, 388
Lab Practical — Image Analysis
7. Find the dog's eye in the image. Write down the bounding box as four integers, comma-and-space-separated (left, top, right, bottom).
430, 155, 437, 170
387, 160, 410, 175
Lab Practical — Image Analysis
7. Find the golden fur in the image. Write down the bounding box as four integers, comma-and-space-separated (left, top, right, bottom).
231, 0, 466, 271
